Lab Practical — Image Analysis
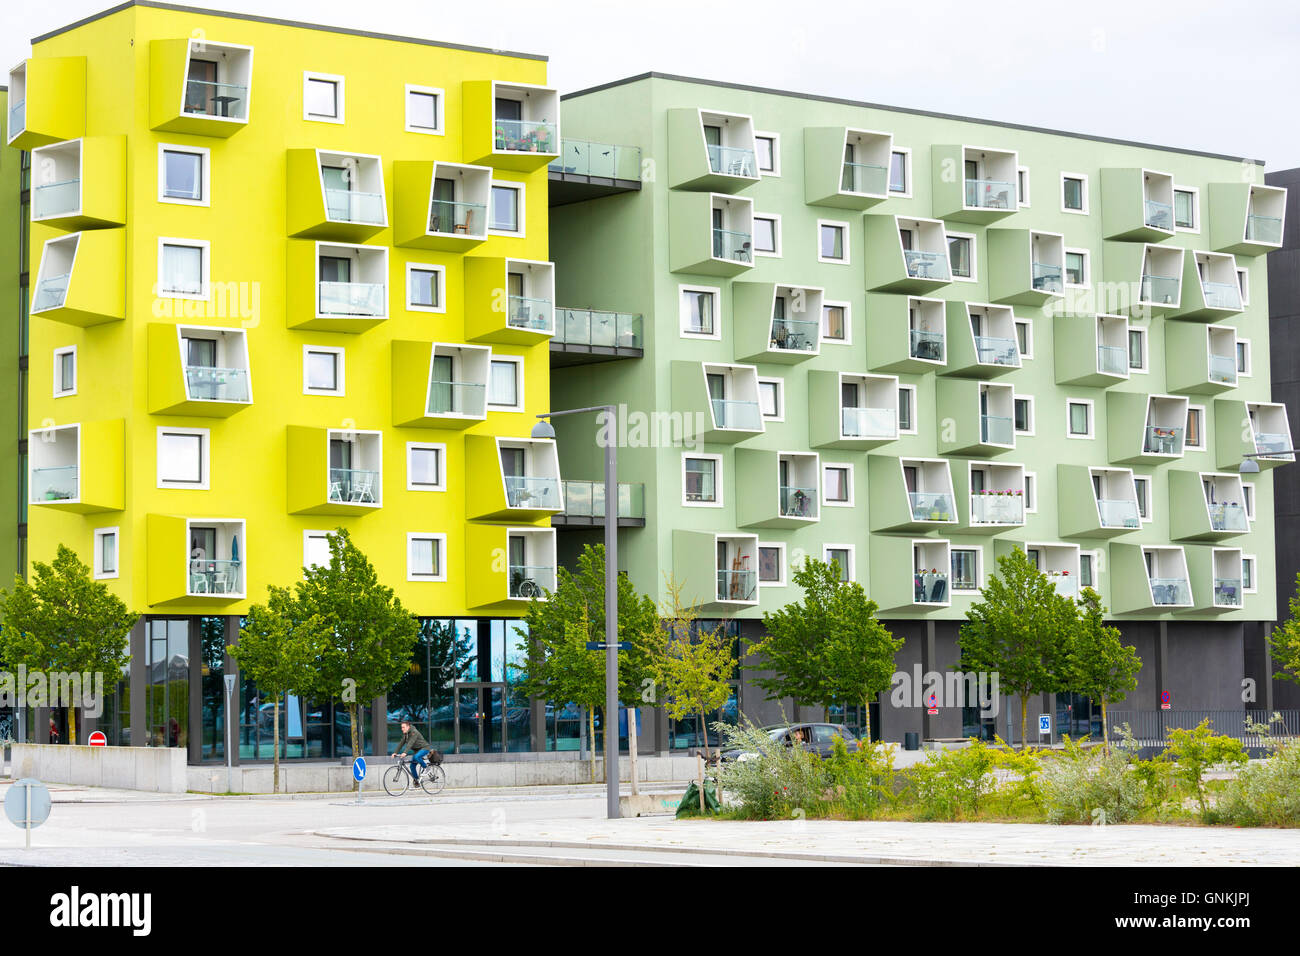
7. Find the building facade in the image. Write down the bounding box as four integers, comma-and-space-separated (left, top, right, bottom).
0, 88, 22, 591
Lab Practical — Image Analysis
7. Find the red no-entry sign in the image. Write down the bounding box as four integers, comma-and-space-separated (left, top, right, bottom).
88, 731, 107, 747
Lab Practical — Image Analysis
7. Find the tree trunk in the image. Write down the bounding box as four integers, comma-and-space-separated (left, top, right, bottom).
588, 707, 597, 784
67, 707, 77, 746
1019, 696, 1028, 751
862, 699, 871, 743
348, 702, 360, 791
1101, 698, 1109, 753
699, 708, 710, 762
627, 704, 639, 796
273, 698, 281, 794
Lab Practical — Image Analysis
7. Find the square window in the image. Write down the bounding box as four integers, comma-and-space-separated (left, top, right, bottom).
93, 527, 119, 579
157, 428, 208, 488
1014, 396, 1035, 435
304, 72, 344, 122
159, 145, 208, 205
405, 85, 443, 134
489, 183, 523, 234
158, 238, 209, 299
1062, 174, 1088, 213
758, 379, 783, 420
407, 533, 447, 582
406, 264, 444, 312
818, 221, 848, 263
898, 385, 917, 433
822, 302, 849, 343
824, 546, 853, 582
680, 286, 719, 338
948, 234, 974, 280
407, 443, 445, 491
951, 548, 980, 591
1065, 249, 1089, 287
758, 544, 786, 585
683, 455, 721, 505
754, 133, 779, 175
488, 358, 522, 409
53, 346, 76, 396
823, 464, 853, 506
304, 346, 344, 395
1067, 399, 1093, 438
1174, 187, 1198, 231
753, 215, 780, 256
889, 149, 910, 194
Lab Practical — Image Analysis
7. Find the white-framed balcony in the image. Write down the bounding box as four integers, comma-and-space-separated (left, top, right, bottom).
978, 382, 1016, 450
1021, 541, 1082, 601
712, 194, 755, 270
1170, 471, 1250, 541
1209, 183, 1286, 256
286, 149, 387, 240
1163, 323, 1242, 395
704, 362, 764, 436
29, 423, 80, 506
966, 461, 1026, 529
908, 296, 947, 365
1243, 185, 1286, 247
1139, 243, 1185, 311
427, 161, 490, 243
702, 109, 758, 180
1211, 548, 1245, 610
497, 438, 564, 515
505, 258, 556, 337
839, 373, 900, 446
326, 429, 383, 510
30, 232, 79, 315
716, 534, 761, 608
30, 138, 83, 224
1096, 314, 1130, 380
6, 60, 27, 145
1029, 230, 1065, 298
944, 302, 1021, 378
913, 540, 952, 607
490, 82, 560, 162
961, 146, 1019, 215
150, 38, 253, 136
1207, 326, 1238, 388
1247, 402, 1295, 463
1180, 251, 1243, 320
177, 324, 252, 407
777, 452, 820, 523
1142, 169, 1176, 233
185, 519, 247, 599
1142, 546, 1193, 608
670, 107, 758, 191
1143, 394, 1190, 458
506, 528, 558, 602
314, 242, 388, 323
900, 217, 952, 285
1091, 467, 1142, 532
425, 343, 489, 422
906, 458, 958, 528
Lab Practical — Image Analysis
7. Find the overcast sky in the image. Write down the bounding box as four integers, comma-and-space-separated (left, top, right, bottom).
4, 0, 1299, 167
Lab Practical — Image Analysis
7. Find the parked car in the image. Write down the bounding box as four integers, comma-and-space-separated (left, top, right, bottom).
719, 722, 859, 763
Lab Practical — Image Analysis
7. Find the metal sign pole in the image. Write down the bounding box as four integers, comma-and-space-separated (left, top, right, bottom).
224, 675, 237, 794
24, 784, 30, 851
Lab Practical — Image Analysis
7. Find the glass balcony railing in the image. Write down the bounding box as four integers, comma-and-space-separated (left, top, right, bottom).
507, 295, 552, 332
426, 380, 487, 417
914, 570, 949, 604
33, 273, 71, 312
1208, 354, 1238, 384
1144, 199, 1173, 231
910, 328, 944, 361
555, 308, 642, 349
33, 179, 80, 218
1032, 262, 1063, 293
548, 139, 642, 180
1201, 281, 1242, 310
717, 569, 758, 602
1254, 432, 1293, 458
1143, 424, 1183, 455
711, 399, 762, 431
841, 406, 896, 439
188, 559, 243, 595
318, 281, 385, 317
494, 118, 557, 155
1097, 498, 1141, 529
31, 465, 78, 501
1047, 572, 1079, 599
1245, 214, 1283, 244
184, 366, 251, 403
1208, 502, 1249, 532
428, 199, 486, 236
779, 486, 818, 519
974, 335, 1019, 366
559, 480, 645, 520
1097, 344, 1128, 376
504, 475, 562, 510
909, 492, 955, 522
1149, 576, 1191, 606
903, 249, 950, 280
323, 188, 385, 224
970, 492, 1024, 525
327, 468, 379, 504
1214, 578, 1243, 607
964, 178, 1015, 209
712, 228, 752, 263
510, 565, 555, 598
770, 317, 818, 351
8, 100, 24, 135
183, 80, 248, 120
706, 144, 757, 178
1140, 274, 1180, 304
841, 161, 888, 195
981, 414, 1013, 446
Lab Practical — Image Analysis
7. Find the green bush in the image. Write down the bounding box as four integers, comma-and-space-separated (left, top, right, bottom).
823, 735, 898, 819
1161, 719, 1248, 820
901, 740, 999, 821
1216, 719, 1300, 826
1038, 729, 1165, 824
714, 721, 827, 820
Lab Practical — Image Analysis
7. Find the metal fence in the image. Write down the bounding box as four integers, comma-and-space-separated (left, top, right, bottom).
1108, 709, 1300, 750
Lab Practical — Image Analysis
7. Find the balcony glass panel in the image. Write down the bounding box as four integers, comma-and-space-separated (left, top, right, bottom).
770, 317, 818, 352
510, 564, 555, 598
1254, 432, 1292, 457
1149, 576, 1191, 605
1140, 274, 1180, 304
1097, 345, 1128, 376
560, 480, 645, 520
1208, 502, 1248, 532
548, 140, 642, 179
1205, 354, 1236, 384
910, 329, 944, 361
711, 399, 762, 431
429, 199, 486, 235
555, 309, 642, 349
1143, 425, 1183, 455
914, 570, 948, 604
507, 295, 551, 331
779, 486, 818, 518
717, 569, 757, 602
1097, 498, 1140, 528
1032, 262, 1063, 293
841, 406, 896, 438
188, 559, 242, 595
318, 281, 385, 316
33, 180, 79, 218
1214, 578, 1243, 607
495, 119, 557, 154
184, 366, 250, 402
1245, 214, 1283, 244
8, 100, 24, 134
1046, 572, 1078, 599
31, 465, 78, 501
706, 144, 756, 178
327, 468, 378, 503
908, 492, 955, 522
33, 273, 71, 311
1144, 199, 1173, 231
964, 178, 1015, 209
323, 188, 385, 224
974, 335, 1019, 366
183, 80, 248, 120
841, 161, 888, 194
1201, 281, 1241, 310
980, 414, 1013, 445
903, 249, 949, 280
426, 381, 486, 416
503, 475, 562, 509
970, 492, 1024, 524
712, 228, 752, 263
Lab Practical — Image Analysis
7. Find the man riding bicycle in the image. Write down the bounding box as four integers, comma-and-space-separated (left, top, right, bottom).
392, 719, 431, 786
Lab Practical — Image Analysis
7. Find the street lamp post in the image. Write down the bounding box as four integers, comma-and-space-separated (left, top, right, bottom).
533, 405, 620, 820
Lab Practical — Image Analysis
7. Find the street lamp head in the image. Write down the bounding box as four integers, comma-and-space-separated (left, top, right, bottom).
1239, 457, 1261, 475
531, 418, 556, 440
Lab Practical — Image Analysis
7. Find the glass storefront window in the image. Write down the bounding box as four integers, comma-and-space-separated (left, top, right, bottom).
146, 618, 189, 749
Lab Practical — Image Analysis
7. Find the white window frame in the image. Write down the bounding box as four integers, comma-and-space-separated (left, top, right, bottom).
1173, 185, 1200, 233
487, 355, 524, 411
950, 546, 982, 593
817, 218, 851, 265
303, 530, 333, 571
404, 84, 445, 135
820, 299, 852, 346
303, 345, 345, 396
682, 452, 723, 508
1242, 554, 1258, 594
753, 131, 781, 176
757, 541, 787, 587
1017, 166, 1031, 207
898, 383, 918, 435
1014, 318, 1034, 359
1066, 398, 1095, 439
1236, 338, 1253, 377
157, 143, 210, 207
1061, 172, 1089, 215
53, 345, 76, 397
488, 180, 526, 237
679, 284, 722, 340
303, 71, 345, 124
1133, 475, 1153, 523
156, 426, 209, 490
406, 441, 447, 492
405, 262, 446, 314
758, 377, 784, 422
752, 212, 782, 258
1014, 395, 1036, 436
1236, 266, 1250, 307
1128, 325, 1149, 374
1023, 472, 1037, 514
93, 526, 119, 580
407, 532, 448, 583
1064, 247, 1091, 289
822, 462, 854, 508
946, 230, 977, 283
888, 147, 912, 197
157, 237, 210, 301
1185, 404, 1206, 451
1242, 482, 1256, 521
823, 544, 856, 583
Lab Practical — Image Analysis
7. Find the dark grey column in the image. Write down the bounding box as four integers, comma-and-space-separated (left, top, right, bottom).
129, 618, 146, 749
223, 616, 240, 766
921, 620, 936, 739
1156, 621, 1169, 708
530, 696, 546, 753
188, 617, 202, 765
371, 696, 387, 756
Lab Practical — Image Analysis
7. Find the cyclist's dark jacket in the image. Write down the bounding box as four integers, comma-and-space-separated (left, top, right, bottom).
395, 727, 430, 754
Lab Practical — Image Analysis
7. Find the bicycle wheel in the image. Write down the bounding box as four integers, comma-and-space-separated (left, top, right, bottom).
419, 764, 446, 796
382, 764, 410, 796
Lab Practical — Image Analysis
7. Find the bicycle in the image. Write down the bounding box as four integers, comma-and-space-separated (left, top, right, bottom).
382, 751, 446, 796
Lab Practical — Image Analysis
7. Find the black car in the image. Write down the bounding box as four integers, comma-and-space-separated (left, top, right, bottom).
719, 722, 859, 762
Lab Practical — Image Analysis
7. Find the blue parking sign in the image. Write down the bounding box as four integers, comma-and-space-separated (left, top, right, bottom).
1038, 714, 1051, 735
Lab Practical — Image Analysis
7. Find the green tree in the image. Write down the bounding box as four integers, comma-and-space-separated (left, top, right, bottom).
1162, 718, 1248, 819
387, 620, 475, 725
1065, 588, 1141, 749
753, 557, 902, 740
957, 547, 1077, 749
1268, 571, 1300, 686
229, 590, 325, 793
0, 545, 137, 743
654, 575, 736, 760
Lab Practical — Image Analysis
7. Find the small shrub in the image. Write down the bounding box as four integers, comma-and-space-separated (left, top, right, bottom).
1216, 716, 1300, 827
1038, 728, 1162, 824
1160, 719, 1248, 820
901, 740, 998, 821
823, 735, 898, 819
714, 720, 827, 820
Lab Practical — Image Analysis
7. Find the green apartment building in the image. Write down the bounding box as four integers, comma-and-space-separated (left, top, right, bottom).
549, 73, 1290, 744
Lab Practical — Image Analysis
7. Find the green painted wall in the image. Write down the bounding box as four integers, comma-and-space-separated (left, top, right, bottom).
0, 89, 21, 588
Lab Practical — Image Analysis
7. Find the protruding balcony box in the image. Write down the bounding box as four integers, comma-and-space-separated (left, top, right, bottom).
552, 309, 644, 365
870, 537, 951, 612
30, 230, 126, 327
1101, 168, 1176, 241
936, 379, 1015, 457
956, 460, 1026, 533
669, 192, 754, 277
995, 540, 1082, 600
866, 294, 946, 373
803, 127, 892, 208
1054, 312, 1129, 387
808, 370, 898, 450
30, 137, 126, 230
149, 39, 253, 137
1165, 324, 1237, 395
287, 240, 388, 332
28, 421, 124, 514
463, 80, 559, 171
286, 149, 387, 242
1107, 392, 1188, 464
1208, 182, 1286, 256
393, 161, 491, 251
672, 531, 760, 613
671, 361, 763, 444
1176, 251, 1243, 321
942, 302, 1021, 379
986, 229, 1064, 306
1110, 544, 1193, 613
864, 215, 952, 293
1170, 471, 1250, 542
146, 516, 247, 607
7, 58, 86, 149
1215, 399, 1294, 470
1057, 465, 1140, 538
466, 526, 557, 610
868, 456, 957, 533
1183, 546, 1245, 613
932, 145, 1019, 223
465, 434, 563, 521
734, 282, 822, 364
147, 323, 252, 417
1101, 242, 1184, 316
465, 257, 555, 345
554, 480, 646, 529
285, 426, 383, 515
735, 450, 820, 528
390, 341, 490, 428
669, 108, 759, 192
